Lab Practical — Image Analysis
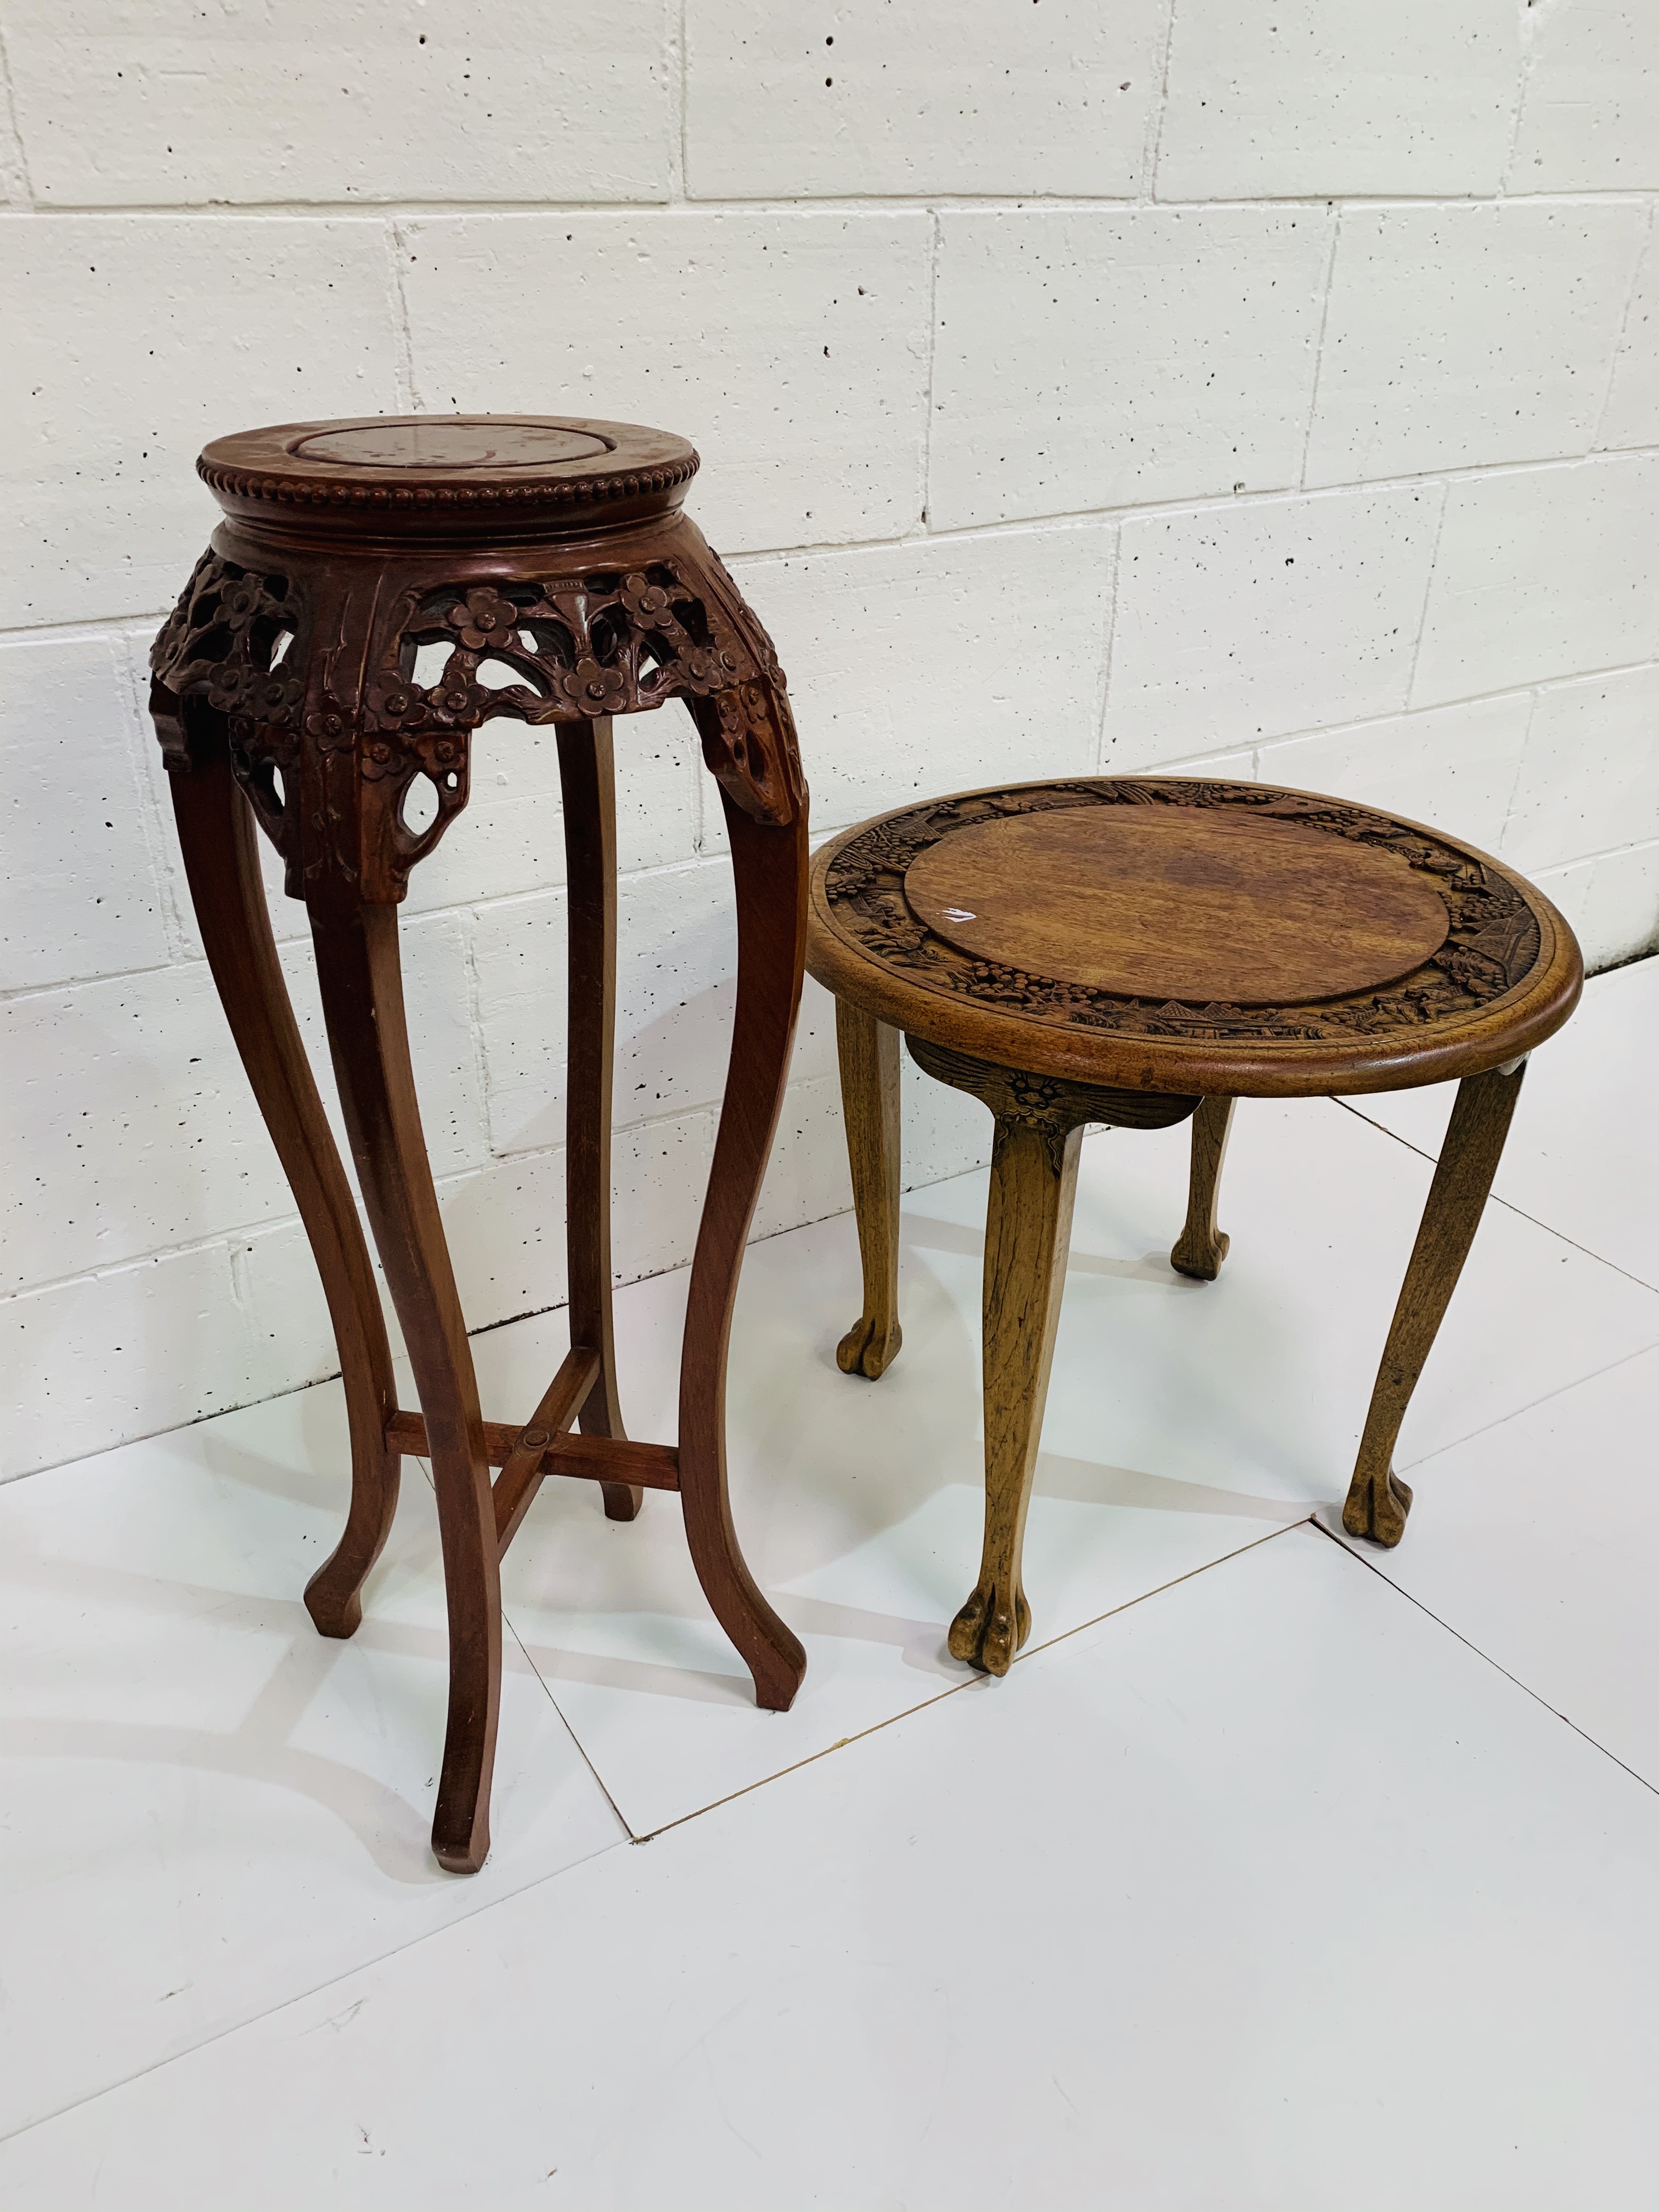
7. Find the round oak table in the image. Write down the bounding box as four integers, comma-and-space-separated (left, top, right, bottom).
806, 776, 1582, 1678
150, 415, 809, 1870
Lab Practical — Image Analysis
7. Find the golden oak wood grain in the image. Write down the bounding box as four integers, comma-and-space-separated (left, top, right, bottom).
905, 805, 1449, 1006
815, 775, 1582, 1673
1170, 1095, 1237, 1281
834, 1001, 905, 1381
952, 1113, 1081, 1678
1342, 1060, 1527, 1547
808, 778, 1581, 1098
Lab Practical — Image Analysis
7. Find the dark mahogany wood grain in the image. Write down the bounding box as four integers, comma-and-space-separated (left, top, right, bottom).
558, 718, 641, 1523
168, 726, 402, 1642
309, 898, 500, 1875
677, 791, 810, 1713
385, 1410, 680, 1493
492, 1346, 601, 1555
154, 415, 811, 1869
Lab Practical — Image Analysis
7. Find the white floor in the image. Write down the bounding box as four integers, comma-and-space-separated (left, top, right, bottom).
3, 958, 1657, 2208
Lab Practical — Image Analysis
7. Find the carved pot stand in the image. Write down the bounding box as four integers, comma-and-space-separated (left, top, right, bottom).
150, 416, 810, 1871
806, 778, 1583, 1678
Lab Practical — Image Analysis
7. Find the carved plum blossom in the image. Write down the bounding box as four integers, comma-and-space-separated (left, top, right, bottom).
247, 674, 303, 727
552, 657, 630, 716
447, 588, 520, 651
425, 677, 487, 725
619, 572, 675, 626
304, 704, 351, 751
360, 737, 403, 783
367, 681, 421, 729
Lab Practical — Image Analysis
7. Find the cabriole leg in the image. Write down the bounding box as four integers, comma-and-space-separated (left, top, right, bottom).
557, 718, 640, 1522
1342, 1062, 1527, 1547
950, 1113, 1083, 1677
167, 735, 400, 1640
1171, 1094, 1236, 1281
309, 898, 500, 1873
834, 1000, 904, 1380
676, 792, 809, 1713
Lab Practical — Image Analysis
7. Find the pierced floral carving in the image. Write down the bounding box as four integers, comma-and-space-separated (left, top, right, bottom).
823, 781, 1545, 1047
150, 540, 805, 906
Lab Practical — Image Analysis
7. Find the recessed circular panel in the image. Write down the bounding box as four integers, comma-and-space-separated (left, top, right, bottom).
903, 806, 1451, 1006
290, 420, 615, 470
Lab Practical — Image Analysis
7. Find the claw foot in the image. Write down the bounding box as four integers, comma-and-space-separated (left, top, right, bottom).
1341, 1467, 1413, 1548
1170, 1227, 1229, 1281
836, 1314, 902, 1380
947, 1580, 1032, 1675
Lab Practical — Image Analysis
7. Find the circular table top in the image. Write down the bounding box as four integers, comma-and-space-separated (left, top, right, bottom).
807, 778, 1582, 1097
197, 414, 699, 537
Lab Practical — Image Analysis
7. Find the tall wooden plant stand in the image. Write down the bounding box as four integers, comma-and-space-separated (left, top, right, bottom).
150, 416, 810, 1871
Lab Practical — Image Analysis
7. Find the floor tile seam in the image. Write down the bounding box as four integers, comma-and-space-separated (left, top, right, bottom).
0, 1818, 636, 2150
1307, 1517, 1659, 1806
630, 1519, 1311, 1845
1331, 1096, 1659, 1294
0, 1480, 624, 2143
1393, 1335, 1659, 1477
500, 1606, 638, 1841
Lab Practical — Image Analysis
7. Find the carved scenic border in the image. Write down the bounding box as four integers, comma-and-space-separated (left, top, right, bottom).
822, 780, 1543, 1046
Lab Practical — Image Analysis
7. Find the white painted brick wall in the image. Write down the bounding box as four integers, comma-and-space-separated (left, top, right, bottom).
3, 0, 1656, 1476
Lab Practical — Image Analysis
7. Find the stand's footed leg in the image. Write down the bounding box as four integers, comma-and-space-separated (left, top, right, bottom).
678, 792, 809, 1712
950, 1115, 1082, 1677
834, 1001, 904, 1380
1171, 1095, 1236, 1281
167, 739, 399, 1640
1342, 1062, 1527, 1547
558, 719, 640, 1522
310, 899, 500, 1872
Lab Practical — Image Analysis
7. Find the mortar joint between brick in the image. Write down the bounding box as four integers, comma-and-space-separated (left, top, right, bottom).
1296, 203, 1344, 492
1539, 828, 1659, 876
0, 21, 33, 207
919, 207, 942, 533
1408, 478, 1458, 712
386, 218, 419, 410
458, 906, 494, 1147
1142, 0, 1181, 205
1494, 686, 1545, 857
1500, 0, 1544, 198
668, 0, 687, 204
1590, 198, 1656, 454
1091, 523, 1121, 774
13, 189, 1657, 222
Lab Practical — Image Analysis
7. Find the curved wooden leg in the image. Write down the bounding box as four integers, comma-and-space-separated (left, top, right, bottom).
1171, 1094, 1235, 1281
677, 792, 809, 1712
557, 718, 640, 1522
950, 1112, 1082, 1677
1342, 1062, 1527, 1547
309, 898, 499, 1872
167, 741, 399, 1640
834, 1000, 904, 1380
